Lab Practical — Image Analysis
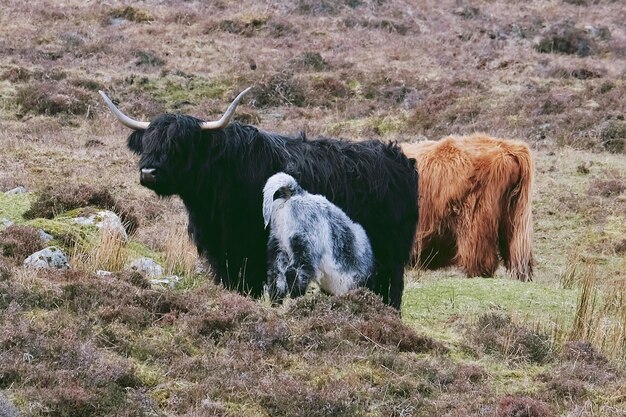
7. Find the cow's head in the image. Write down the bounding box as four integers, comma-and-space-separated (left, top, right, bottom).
99, 88, 251, 196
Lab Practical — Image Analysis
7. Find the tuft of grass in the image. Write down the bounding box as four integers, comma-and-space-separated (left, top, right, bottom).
599, 120, 626, 154
74, 226, 129, 273
289, 52, 328, 72
470, 311, 554, 364
570, 267, 599, 343
252, 72, 307, 107
132, 50, 166, 67
161, 225, 197, 277
24, 184, 116, 220
568, 271, 626, 361
587, 177, 626, 198
0, 255, 13, 280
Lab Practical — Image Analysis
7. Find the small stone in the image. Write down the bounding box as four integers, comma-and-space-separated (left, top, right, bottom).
130, 257, 164, 278
39, 229, 54, 243
5, 186, 27, 195
96, 270, 112, 276
1, 218, 14, 229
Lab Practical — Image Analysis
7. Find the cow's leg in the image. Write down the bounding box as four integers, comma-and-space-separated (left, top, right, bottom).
371, 265, 393, 307
375, 261, 405, 310
266, 236, 289, 303
388, 263, 405, 310
286, 235, 315, 298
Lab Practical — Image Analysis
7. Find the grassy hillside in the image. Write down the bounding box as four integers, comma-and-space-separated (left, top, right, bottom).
0, 0, 625, 416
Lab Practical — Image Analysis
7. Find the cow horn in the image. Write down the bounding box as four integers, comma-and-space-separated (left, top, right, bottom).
98, 91, 150, 131
200, 87, 252, 130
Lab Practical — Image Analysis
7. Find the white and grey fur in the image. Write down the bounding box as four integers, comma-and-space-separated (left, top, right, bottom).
263, 172, 374, 301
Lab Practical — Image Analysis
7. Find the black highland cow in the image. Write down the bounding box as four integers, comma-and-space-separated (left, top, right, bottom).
100, 89, 418, 308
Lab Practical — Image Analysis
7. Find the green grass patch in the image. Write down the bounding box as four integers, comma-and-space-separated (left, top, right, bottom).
23, 217, 92, 248
0, 192, 31, 223
134, 361, 167, 387
126, 240, 164, 264
402, 277, 577, 345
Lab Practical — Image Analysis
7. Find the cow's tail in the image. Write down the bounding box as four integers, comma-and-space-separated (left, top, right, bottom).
262, 172, 302, 228
501, 144, 534, 281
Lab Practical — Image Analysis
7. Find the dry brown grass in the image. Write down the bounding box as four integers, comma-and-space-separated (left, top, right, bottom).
72, 226, 129, 273
562, 266, 626, 361
161, 223, 197, 277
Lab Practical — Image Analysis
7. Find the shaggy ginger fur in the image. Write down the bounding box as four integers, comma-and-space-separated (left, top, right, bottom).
402, 134, 534, 281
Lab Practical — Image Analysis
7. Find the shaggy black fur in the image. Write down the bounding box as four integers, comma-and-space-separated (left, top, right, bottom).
127, 116, 418, 308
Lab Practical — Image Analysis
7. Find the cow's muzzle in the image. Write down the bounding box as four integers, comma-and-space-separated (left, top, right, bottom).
140, 168, 157, 185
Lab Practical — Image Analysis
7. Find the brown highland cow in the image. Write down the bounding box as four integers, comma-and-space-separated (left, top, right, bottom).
402, 134, 534, 281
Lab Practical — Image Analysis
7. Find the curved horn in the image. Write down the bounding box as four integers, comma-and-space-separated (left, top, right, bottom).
98, 91, 150, 131
200, 87, 252, 130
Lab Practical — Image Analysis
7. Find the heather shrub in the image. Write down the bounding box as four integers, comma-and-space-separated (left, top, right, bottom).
0, 225, 45, 262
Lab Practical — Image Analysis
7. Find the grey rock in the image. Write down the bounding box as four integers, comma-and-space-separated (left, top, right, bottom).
5, 186, 27, 195
23, 246, 70, 270
130, 257, 164, 278
584, 25, 610, 40
39, 229, 54, 243
96, 270, 113, 277
74, 210, 128, 241
1, 218, 14, 229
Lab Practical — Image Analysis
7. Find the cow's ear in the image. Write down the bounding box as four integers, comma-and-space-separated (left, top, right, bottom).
127, 131, 144, 154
